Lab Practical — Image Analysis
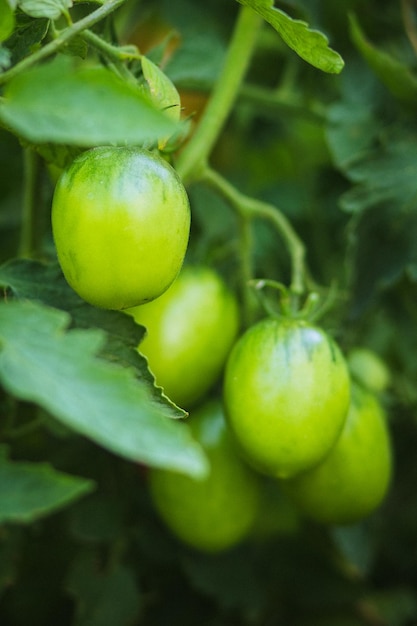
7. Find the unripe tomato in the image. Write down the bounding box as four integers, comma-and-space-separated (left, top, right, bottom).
148, 401, 260, 552
223, 317, 351, 479
127, 265, 239, 408
52, 146, 190, 310
283, 384, 393, 525
347, 347, 390, 393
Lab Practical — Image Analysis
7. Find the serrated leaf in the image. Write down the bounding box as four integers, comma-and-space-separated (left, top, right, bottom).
349, 14, 417, 109
0, 258, 185, 419
18, 0, 72, 20
0, 300, 208, 477
0, 56, 178, 146
67, 552, 141, 626
236, 0, 344, 74
2, 14, 49, 65
0, 0, 15, 43
0, 446, 95, 524
340, 135, 417, 215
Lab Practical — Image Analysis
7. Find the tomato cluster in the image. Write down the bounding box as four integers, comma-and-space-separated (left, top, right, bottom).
52, 146, 393, 553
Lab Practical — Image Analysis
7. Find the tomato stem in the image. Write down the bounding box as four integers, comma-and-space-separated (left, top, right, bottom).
19, 149, 45, 259
81, 30, 141, 84
176, 6, 262, 183
0, 0, 128, 86
200, 167, 308, 300
236, 210, 259, 327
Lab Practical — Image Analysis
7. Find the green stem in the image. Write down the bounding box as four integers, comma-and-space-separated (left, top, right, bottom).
0, 0, 127, 86
81, 29, 140, 83
19, 149, 44, 259
236, 210, 258, 327
200, 167, 307, 297
176, 5, 262, 183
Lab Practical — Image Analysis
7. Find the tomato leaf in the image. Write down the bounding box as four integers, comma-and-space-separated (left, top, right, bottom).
0, 446, 95, 524
18, 0, 72, 20
4, 13, 49, 65
0, 0, 15, 44
0, 258, 186, 419
349, 14, 417, 109
0, 300, 208, 477
0, 55, 178, 146
236, 0, 344, 74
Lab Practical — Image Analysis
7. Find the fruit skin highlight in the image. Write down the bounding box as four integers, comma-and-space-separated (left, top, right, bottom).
52, 146, 190, 310
283, 383, 393, 525
223, 317, 351, 479
148, 401, 260, 553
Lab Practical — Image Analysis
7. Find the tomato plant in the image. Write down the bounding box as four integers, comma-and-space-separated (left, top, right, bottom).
2, 0, 417, 624
126, 265, 239, 408
223, 316, 351, 478
282, 384, 393, 525
148, 400, 260, 552
52, 146, 190, 309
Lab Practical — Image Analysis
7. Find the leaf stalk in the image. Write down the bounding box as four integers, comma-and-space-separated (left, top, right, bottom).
176, 5, 262, 183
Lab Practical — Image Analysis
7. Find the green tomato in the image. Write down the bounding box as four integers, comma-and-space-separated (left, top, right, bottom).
347, 347, 390, 393
223, 317, 351, 479
126, 265, 239, 408
148, 401, 260, 552
52, 146, 190, 310
283, 384, 393, 525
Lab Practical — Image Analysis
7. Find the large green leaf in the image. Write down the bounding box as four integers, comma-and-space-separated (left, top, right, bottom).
0, 258, 184, 417
0, 300, 208, 477
0, 446, 94, 524
236, 0, 344, 73
4, 14, 49, 65
0, 56, 178, 146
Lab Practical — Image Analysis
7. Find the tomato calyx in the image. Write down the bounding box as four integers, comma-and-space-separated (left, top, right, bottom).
249, 278, 338, 324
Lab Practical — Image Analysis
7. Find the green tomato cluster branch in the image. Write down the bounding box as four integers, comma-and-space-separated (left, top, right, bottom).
0, 0, 129, 87
173, 5, 313, 321
175, 5, 263, 182
199, 167, 307, 297
0, 0, 320, 314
